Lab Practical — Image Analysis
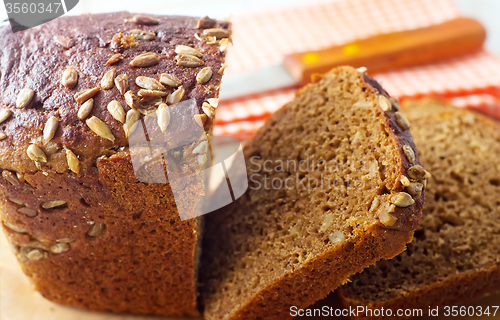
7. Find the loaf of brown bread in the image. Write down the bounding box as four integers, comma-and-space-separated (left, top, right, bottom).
338, 99, 500, 319
0, 12, 229, 316
201, 66, 427, 320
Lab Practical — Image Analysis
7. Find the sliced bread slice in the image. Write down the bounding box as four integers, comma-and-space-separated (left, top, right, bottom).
337, 99, 500, 319
201, 66, 427, 320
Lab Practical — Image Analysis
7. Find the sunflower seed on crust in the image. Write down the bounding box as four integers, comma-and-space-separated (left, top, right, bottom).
41, 199, 67, 209
379, 205, 398, 226
124, 91, 140, 109
78, 98, 93, 119
194, 114, 207, 127
66, 149, 80, 173
114, 74, 129, 94
166, 86, 185, 105
110, 33, 123, 50
56, 238, 75, 244
3, 221, 26, 233
130, 15, 159, 25
87, 222, 106, 237
402, 145, 416, 163
18, 207, 37, 217
15, 172, 24, 182
400, 175, 410, 187
175, 45, 202, 57
198, 154, 207, 165
130, 52, 159, 67
129, 29, 156, 40
126, 109, 141, 125
86, 116, 115, 142
395, 112, 411, 131
123, 109, 141, 137
50, 243, 70, 254
391, 192, 415, 207
2, 170, 21, 188
140, 97, 163, 109
176, 54, 204, 68
378, 95, 392, 112
203, 28, 230, 39
196, 67, 213, 84
138, 89, 168, 98
157, 103, 170, 133
194, 33, 203, 42
218, 64, 227, 74
205, 36, 218, 45
74, 87, 100, 104
193, 141, 208, 154
0, 130, 5, 140
159, 73, 182, 87
408, 165, 426, 181
43, 116, 58, 141
26, 248, 47, 261
9, 198, 24, 205
407, 182, 423, 199
53, 35, 73, 49
101, 68, 117, 90
390, 97, 401, 111
423, 169, 432, 179
106, 53, 124, 65
123, 90, 139, 109
202, 102, 215, 118
27, 145, 47, 163
107, 100, 126, 123
197, 16, 217, 29
0, 108, 12, 124
61, 68, 78, 88
135, 76, 165, 90
207, 98, 219, 108
16, 88, 34, 109
219, 38, 229, 52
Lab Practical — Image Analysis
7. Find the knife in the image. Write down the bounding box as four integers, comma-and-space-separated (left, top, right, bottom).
219, 17, 486, 101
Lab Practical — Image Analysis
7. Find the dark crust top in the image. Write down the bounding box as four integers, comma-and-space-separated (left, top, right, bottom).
0, 12, 230, 175
362, 73, 425, 232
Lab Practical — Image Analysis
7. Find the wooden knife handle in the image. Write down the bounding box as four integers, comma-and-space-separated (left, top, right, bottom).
282, 17, 486, 85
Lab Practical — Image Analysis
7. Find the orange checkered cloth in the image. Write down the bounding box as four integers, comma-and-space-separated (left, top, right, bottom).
214, 0, 500, 140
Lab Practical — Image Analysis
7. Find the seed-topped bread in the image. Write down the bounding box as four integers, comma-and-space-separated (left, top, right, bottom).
338, 99, 500, 319
201, 66, 427, 320
0, 12, 229, 316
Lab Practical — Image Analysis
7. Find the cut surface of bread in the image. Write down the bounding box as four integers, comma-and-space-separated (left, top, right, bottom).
201, 66, 426, 320
338, 99, 500, 319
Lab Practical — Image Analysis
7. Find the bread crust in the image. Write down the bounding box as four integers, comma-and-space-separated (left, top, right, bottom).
0, 12, 229, 316
0, 12, 229, 174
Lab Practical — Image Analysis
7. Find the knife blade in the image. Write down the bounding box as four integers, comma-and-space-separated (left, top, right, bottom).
220, 17, 485, 101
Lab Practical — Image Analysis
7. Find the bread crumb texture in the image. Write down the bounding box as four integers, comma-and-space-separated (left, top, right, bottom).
338, 99, 500, 319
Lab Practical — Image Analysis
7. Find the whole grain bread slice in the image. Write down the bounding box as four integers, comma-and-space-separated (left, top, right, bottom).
337, 99, 500, 319
201, 66, 427, 320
